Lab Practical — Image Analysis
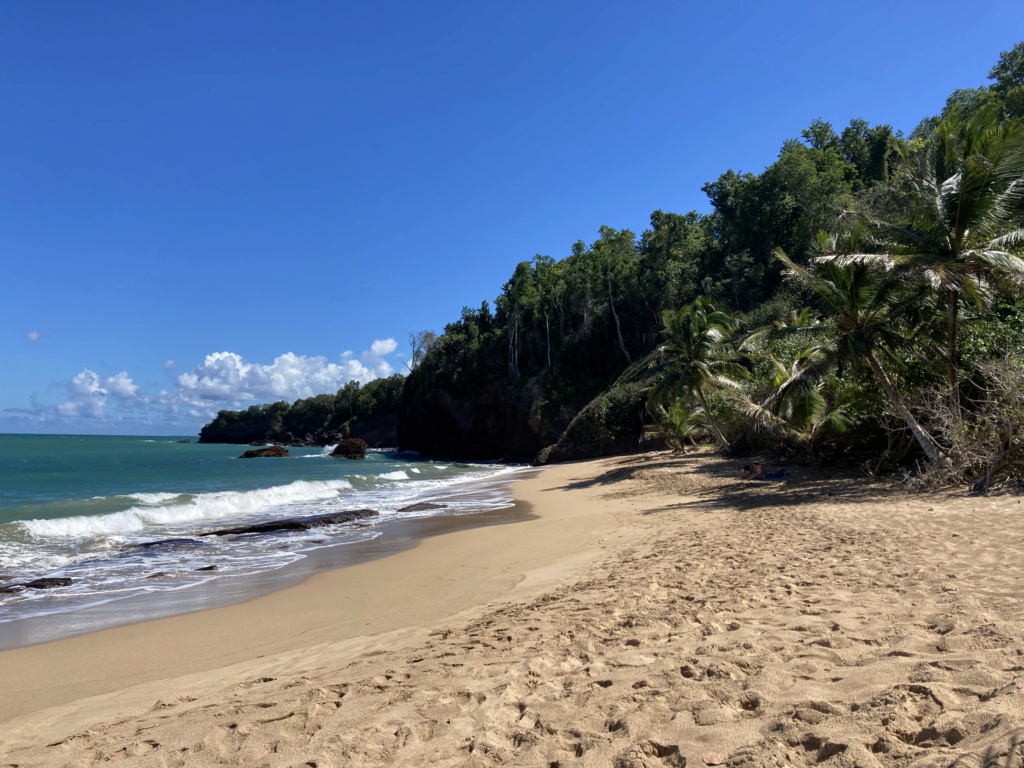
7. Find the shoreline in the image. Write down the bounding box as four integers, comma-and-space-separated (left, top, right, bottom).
4, 451, 1024, 766
0, 497, 536, 652
0, 462, 536, 651
0, 459, 629, 724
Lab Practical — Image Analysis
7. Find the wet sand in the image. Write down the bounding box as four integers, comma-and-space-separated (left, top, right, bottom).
0, 502, 536, 651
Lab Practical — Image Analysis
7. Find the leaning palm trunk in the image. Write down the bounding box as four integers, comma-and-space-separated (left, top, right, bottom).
695, 385, 731, 451
865, 350, 947, 464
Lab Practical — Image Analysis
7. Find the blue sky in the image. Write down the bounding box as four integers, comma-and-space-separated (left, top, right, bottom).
2, 1, 1021, 435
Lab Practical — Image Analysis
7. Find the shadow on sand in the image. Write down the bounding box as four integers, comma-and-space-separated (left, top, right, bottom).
546, 450, 908, 515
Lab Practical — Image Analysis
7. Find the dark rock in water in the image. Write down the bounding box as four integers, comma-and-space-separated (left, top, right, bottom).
331, 438, 368, 460
146, 571, 168, 579
23, 577, 73, 589
0, 584, 24, 594
196, 565, 218, 571
177, 439, 191, 443
398, 502, 448, 513
201, 509, 379, 537
240, 445, 290, 459
139, 537, 202, 550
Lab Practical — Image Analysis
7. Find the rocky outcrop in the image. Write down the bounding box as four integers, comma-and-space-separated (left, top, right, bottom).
397, 502, 448, 513
347, 412, 399, 448
331, 438, 368, 459
0, 577, 75, 593
200, 509, 378, 537
240, 446, 290, 458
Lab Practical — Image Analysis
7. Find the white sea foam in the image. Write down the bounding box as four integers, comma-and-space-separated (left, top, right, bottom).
1, 456, 534, 636
21, 479, 354, 539
124, 492, 184, 504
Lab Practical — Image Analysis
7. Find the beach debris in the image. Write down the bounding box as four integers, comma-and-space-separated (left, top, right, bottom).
331, 437, 368, 459
239, 446, 290, 458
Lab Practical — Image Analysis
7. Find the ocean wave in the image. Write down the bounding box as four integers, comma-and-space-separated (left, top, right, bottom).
124, 492, 185, 504
378, 471, 410, 481
21, 479, 354, 539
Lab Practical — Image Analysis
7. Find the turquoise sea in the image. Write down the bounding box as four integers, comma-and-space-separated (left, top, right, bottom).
0, 435, 526, 638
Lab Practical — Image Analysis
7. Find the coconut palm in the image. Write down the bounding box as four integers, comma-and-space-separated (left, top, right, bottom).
649, 297, 748, 451
743, 345, 846, 432
774, 247, 947, 464
838, 108, 1024, 390
644, 399, 708, 452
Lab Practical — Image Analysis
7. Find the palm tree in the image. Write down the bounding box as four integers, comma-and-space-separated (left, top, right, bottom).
644, 399, 708, 452
649, 297, 748, 451
841, 108, 1024, 390
739, 345, 855, 453
774, 247, 948, 464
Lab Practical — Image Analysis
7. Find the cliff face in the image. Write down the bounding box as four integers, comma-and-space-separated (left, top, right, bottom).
397, 375, 657, 464
397, 379, 549, 462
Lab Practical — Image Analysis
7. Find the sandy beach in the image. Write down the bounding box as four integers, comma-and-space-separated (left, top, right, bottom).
3, 451, 1024, 767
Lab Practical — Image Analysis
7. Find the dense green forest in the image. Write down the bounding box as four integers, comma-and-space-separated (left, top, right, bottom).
199, 374, 404, 446
205, 42, 1024, 490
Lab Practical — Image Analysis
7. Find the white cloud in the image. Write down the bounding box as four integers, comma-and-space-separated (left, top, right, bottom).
367, 338, 398, 358
26, 331, 42, 342
6, 339, 400, 431
172, 342, 397, 406
104, 371, 140, 398
55, 370, 141, 418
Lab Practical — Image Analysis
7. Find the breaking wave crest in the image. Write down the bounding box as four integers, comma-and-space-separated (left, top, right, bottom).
21, 479, 354, 538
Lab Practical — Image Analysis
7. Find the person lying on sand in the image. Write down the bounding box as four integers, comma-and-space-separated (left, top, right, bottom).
741, 463, 766, 480
741, 463, 788, 481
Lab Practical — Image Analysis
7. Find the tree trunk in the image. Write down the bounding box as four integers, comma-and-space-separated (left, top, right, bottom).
608, 273, 632, 363
865, 349, 946, 464
947, 286, 960, 394
508, 312, 520, 381
544, 311, 551, 369
695, 385, 731, 452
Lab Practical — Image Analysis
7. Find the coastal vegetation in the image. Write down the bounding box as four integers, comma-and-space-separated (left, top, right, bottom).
199, 373, 404, 446
204, 41, 1024, 490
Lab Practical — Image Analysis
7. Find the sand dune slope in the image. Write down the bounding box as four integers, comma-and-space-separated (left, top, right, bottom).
5, 452, 1024, 767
